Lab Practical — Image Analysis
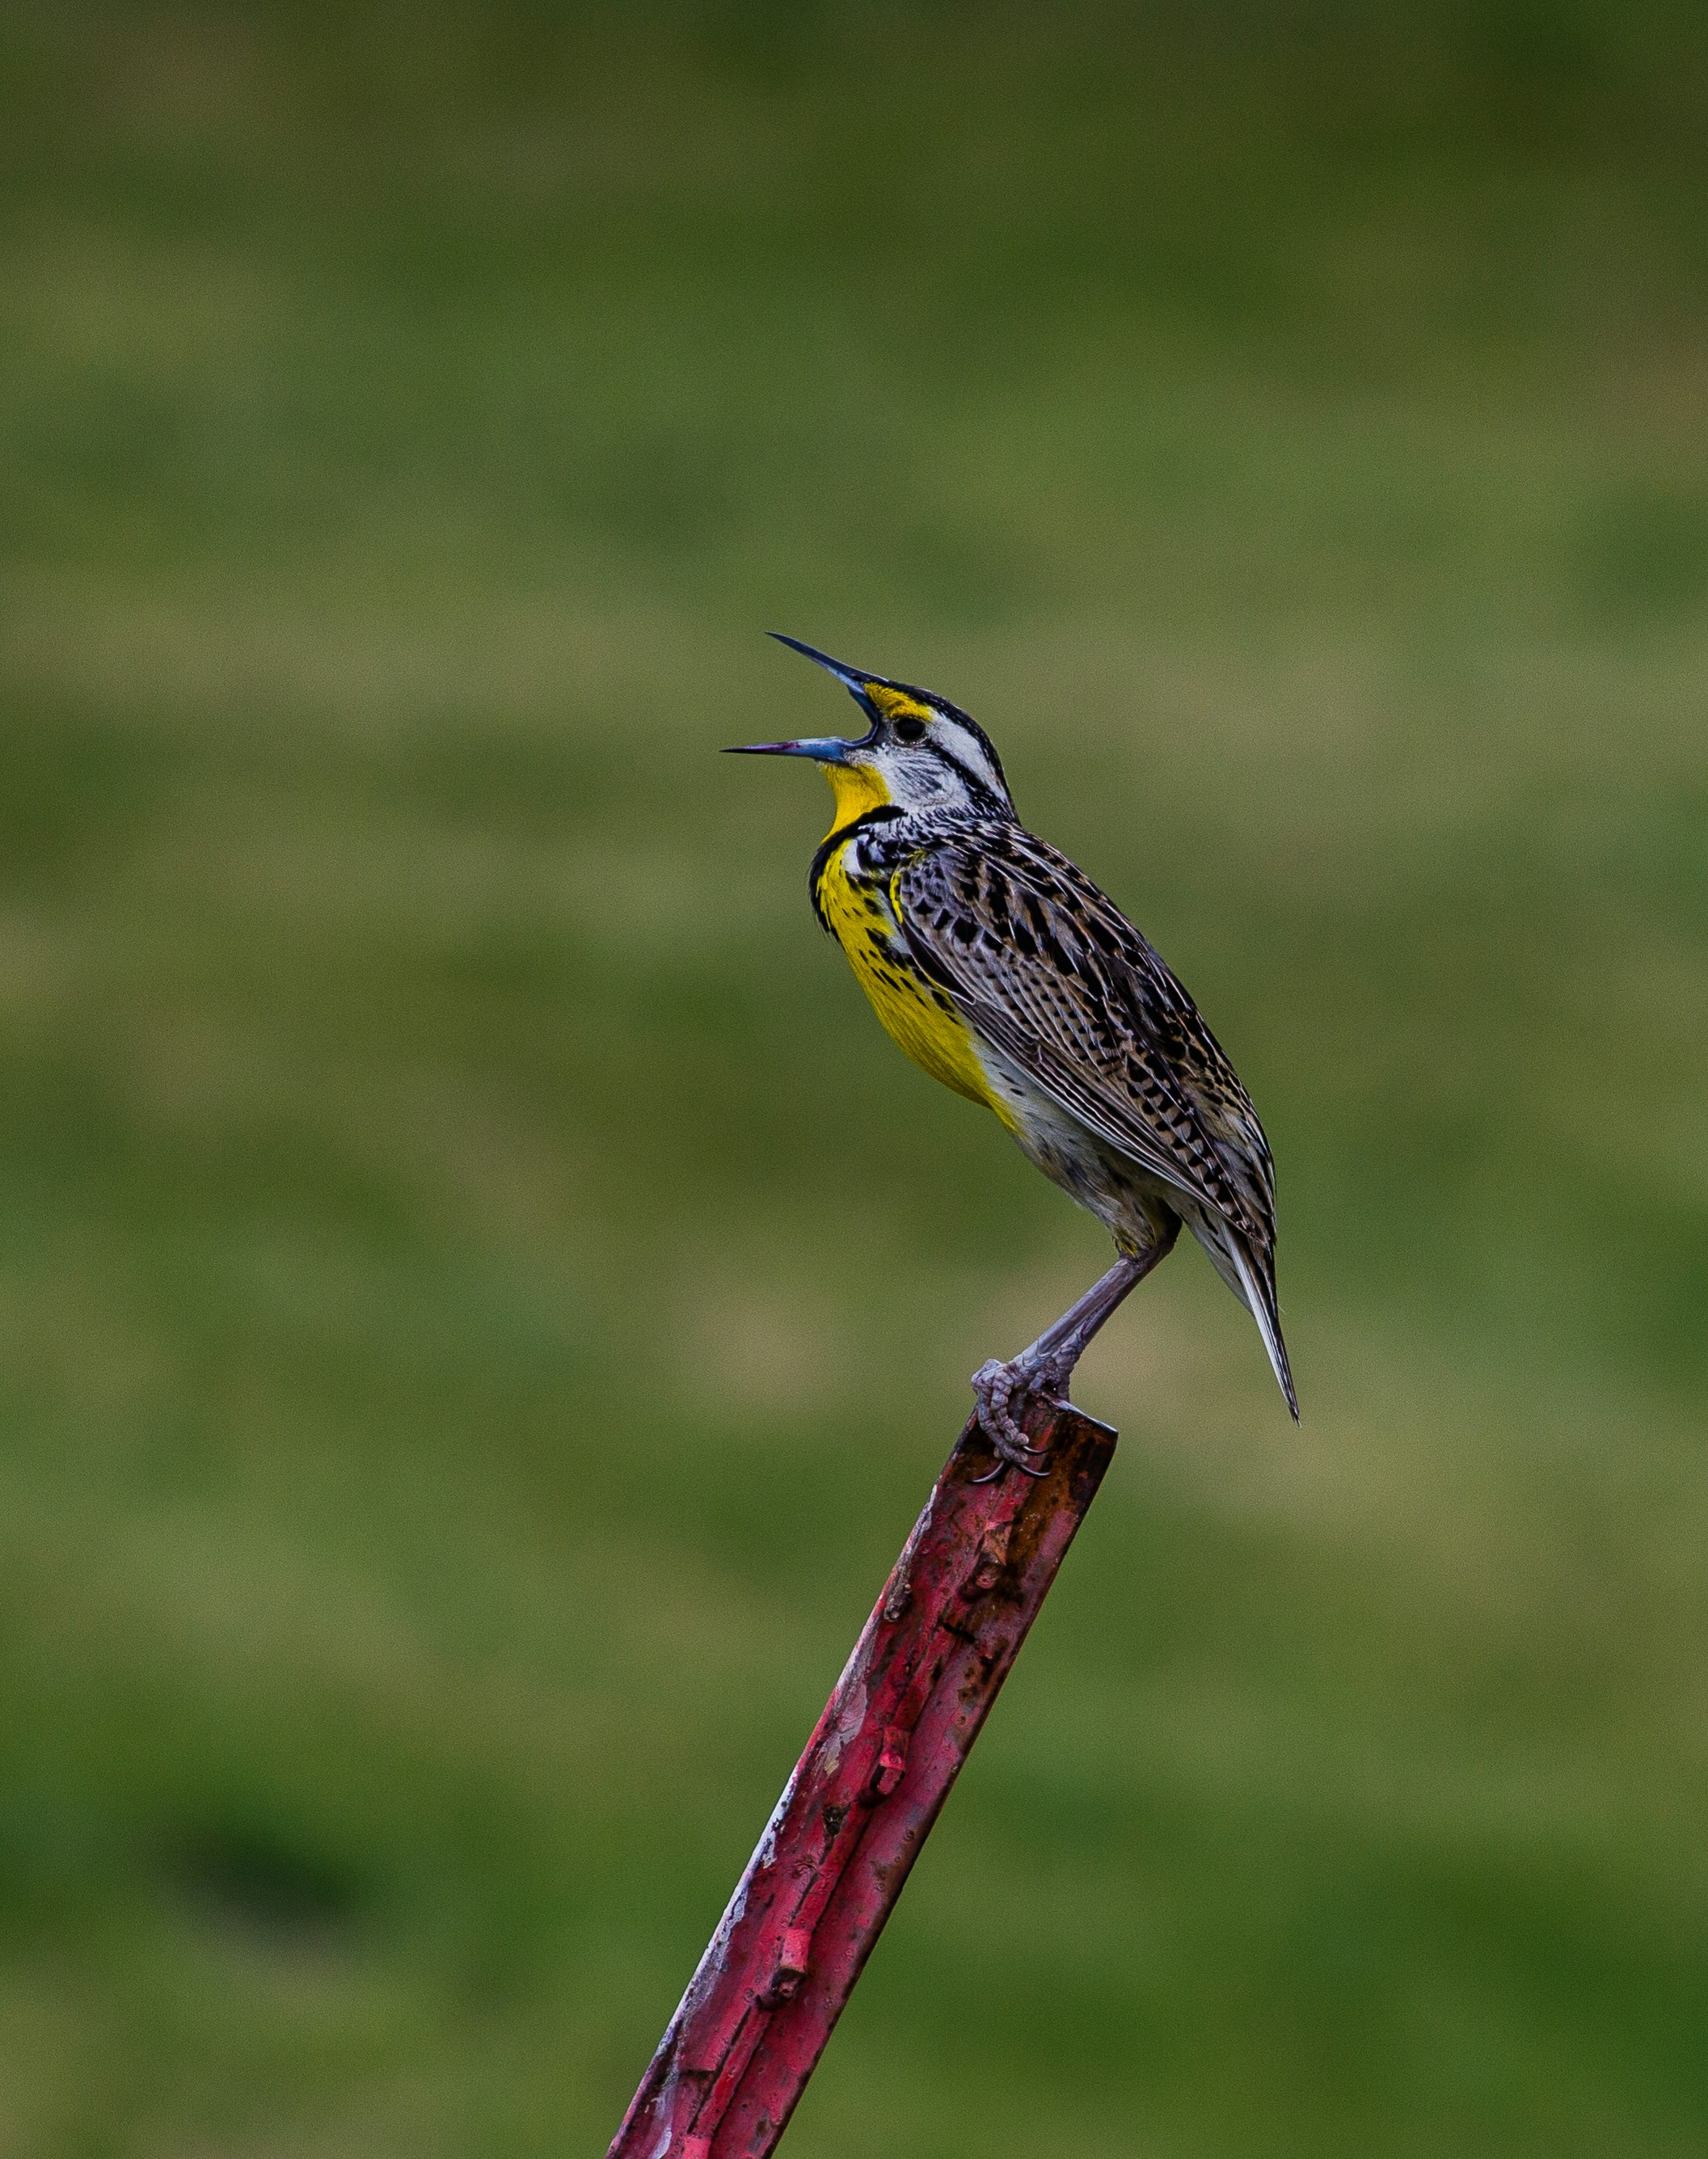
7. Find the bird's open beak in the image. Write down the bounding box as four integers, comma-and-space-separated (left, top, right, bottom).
723, 736, 858, 763
722, 633, 884, 761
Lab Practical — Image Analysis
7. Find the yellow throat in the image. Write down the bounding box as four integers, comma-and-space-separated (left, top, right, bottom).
813, 761, 1011, 1124
821, 758, 893, 825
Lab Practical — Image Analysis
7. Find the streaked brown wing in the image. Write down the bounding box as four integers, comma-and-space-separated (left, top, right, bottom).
895, 830, 1276, 1242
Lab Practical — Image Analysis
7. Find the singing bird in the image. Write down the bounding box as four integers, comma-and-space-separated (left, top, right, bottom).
729, 637, 1296, 1473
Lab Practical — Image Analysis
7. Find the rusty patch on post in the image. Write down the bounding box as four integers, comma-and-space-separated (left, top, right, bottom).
605, 1407, 1118, 2159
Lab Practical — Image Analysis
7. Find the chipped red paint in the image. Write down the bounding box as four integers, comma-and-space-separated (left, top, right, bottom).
606, 1404, 1117, 2159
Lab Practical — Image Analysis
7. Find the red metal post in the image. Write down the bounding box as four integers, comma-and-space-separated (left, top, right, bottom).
607, 1402, 1118, 2159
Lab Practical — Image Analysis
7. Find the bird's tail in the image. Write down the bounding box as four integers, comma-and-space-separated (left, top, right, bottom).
1189, 1212, 1299, 1419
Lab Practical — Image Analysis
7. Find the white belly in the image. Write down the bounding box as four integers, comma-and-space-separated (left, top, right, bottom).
974, 1039, 1179, 1257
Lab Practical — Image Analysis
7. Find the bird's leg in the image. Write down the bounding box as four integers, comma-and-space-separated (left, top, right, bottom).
970, 1257, 1144, 1478
971, 1229, 1177, 1478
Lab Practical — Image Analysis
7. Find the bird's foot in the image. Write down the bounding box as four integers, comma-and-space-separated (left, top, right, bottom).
968, 1356, 1070, 1482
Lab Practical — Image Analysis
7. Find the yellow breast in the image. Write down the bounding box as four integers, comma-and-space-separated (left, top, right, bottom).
816, 835, 1012, 1124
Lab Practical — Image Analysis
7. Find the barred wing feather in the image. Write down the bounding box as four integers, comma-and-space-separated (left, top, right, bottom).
895, 832, 1276, 1245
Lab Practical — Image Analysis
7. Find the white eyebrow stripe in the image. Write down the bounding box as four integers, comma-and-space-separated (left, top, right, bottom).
933, 719, 1002, 796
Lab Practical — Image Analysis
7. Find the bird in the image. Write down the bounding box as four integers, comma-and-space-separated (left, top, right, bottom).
727, 635, 1296, 1474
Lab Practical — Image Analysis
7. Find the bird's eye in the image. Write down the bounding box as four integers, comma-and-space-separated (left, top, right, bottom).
893, 716, 928, 744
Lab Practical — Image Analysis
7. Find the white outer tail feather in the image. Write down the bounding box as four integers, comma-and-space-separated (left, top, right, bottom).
1227, 1242, 1298, 1420
1188, 1209, 1299, 1419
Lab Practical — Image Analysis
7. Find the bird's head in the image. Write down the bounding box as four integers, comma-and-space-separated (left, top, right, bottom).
727, 635, 1014, 824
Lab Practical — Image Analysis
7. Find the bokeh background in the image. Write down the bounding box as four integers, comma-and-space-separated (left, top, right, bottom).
4, 5, 1707, 2153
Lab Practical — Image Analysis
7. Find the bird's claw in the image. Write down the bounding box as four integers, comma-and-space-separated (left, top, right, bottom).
969, 1356, 1065, 1481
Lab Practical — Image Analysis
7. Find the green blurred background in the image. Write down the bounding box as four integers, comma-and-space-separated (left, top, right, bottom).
3, 5, 1707, 2153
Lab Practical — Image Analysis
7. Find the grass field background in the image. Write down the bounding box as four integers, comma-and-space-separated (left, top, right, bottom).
2, 6, 1707, 2153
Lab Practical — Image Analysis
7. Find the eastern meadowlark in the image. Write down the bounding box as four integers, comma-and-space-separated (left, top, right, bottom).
729, 636, 1296, 1473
